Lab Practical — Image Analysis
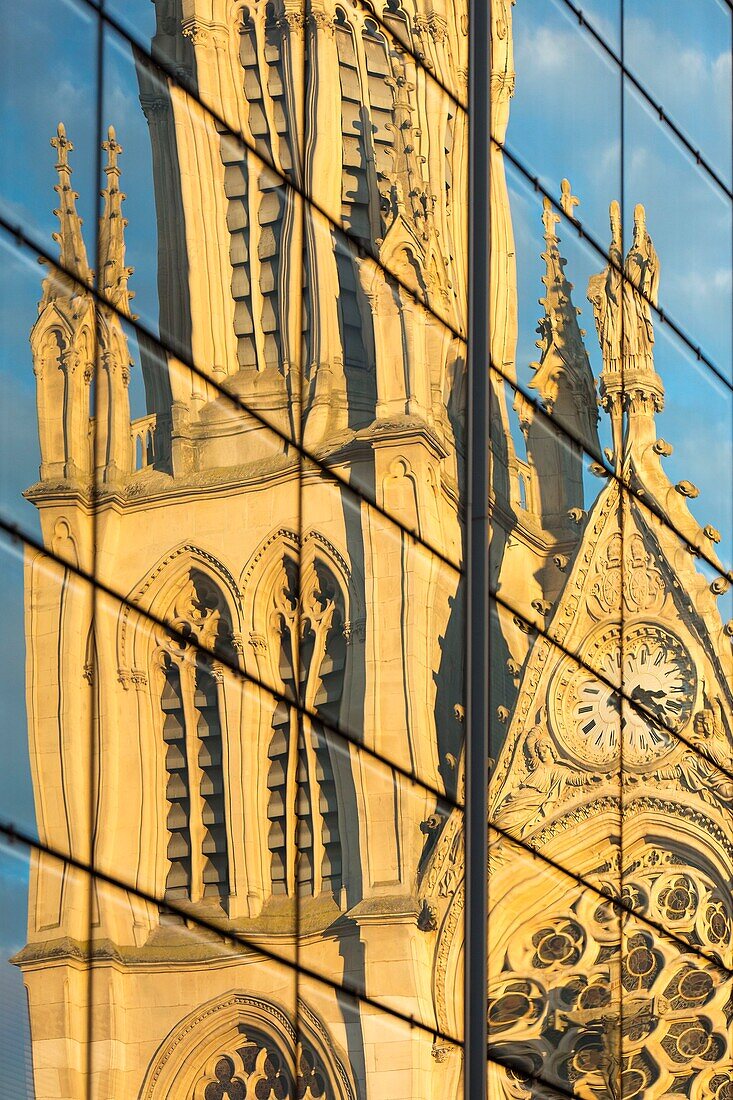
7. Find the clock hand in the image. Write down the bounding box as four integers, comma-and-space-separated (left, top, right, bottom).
631, 685, 667, 717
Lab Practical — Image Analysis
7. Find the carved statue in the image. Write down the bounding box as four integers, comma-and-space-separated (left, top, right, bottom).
496, 717, 606, 837
587, 202, 659, 376
649, 696, 733, 809
587, 201, 624, 374
623, 203, 659, 368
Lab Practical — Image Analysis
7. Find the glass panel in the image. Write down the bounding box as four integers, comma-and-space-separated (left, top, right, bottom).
508, 0, 622, 249
487, 826, 622, 1097
88, 333, 302, 703
297, 731, 463, 1038
102, 0, 468, 327
85, 585, 306, 962
625, 0, 733, 190
490, 411, 624, 690
304, 1, 468, 329
0, 232, 56, 541
578, 1, 621, 56
100, 0, 159, 56
0, 528, 94, 855
0, 0, 99, 260
642, 314, 726, 572
0, 833, 91, 1100
298, 967, 457, 1099
504, 156, 611, 469
103, 23, 305, 442
489, 601, 621, 868
87, 868, 297, 1100
108, 0, 306, 192
623, 75, 733, 381
620, 488, 733, 967
620, 912, 732, 1096
102, 19, 468, 538
304, 200, 468, 516
299, 457, 465, 800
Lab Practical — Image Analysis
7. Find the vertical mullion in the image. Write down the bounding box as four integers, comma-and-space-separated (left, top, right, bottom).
619, 5, 626, 1097
465, 1, 490, 1097
87, 9, 106, 1099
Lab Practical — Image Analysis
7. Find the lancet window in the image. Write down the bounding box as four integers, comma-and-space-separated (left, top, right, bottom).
158, 571, 234, 906
265, 554, 346, 898
383, 0, 410, 41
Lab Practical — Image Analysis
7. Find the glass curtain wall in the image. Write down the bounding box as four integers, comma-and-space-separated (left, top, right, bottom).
0, 2, 730, 1098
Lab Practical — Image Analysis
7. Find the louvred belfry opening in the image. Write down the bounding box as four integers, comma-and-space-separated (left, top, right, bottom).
266, 554, 346, 898
158, 571, 235, 908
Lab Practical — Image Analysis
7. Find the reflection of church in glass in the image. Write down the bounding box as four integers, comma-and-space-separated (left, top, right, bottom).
14, 1, 733, 1097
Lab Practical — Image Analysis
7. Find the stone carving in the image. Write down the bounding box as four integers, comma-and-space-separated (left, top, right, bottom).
589, 530, 665, 617
587, 202, 659, 378
587, 202, 665, 468
495, 719, 606, 838
649, 697, 733, 811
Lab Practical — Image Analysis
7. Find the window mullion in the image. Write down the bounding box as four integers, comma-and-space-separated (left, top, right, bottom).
179, 659, 208, 903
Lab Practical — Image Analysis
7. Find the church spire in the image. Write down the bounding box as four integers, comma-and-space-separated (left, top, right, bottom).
48, 122, 93, 291
98, 126, 134, 316
514, 184, 600, 536
528, 189, 599, 456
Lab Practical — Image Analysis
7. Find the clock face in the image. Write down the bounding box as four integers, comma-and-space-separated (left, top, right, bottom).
550, 624, 696, 768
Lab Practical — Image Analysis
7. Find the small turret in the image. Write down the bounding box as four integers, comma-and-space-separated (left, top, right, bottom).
30, 123, 135, 489
31, 124, 96, 481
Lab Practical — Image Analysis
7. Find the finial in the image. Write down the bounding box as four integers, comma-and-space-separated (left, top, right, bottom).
608, 200, 622, 251
99, 125, 135, 316
102, 125, 123, 174
541, 196, 560, 239
560, 178, 579, 220
48, 122, 92, 286
51, 122, 72, 172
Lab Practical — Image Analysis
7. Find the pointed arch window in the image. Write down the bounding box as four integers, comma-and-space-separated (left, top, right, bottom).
383, 0, 411, 41
265, 555, 346, 898
158, 571, 234, 907
195, 1032, 334, 1100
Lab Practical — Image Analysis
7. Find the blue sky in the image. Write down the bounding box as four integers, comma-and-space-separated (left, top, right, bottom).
0, 3, 731, 1092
